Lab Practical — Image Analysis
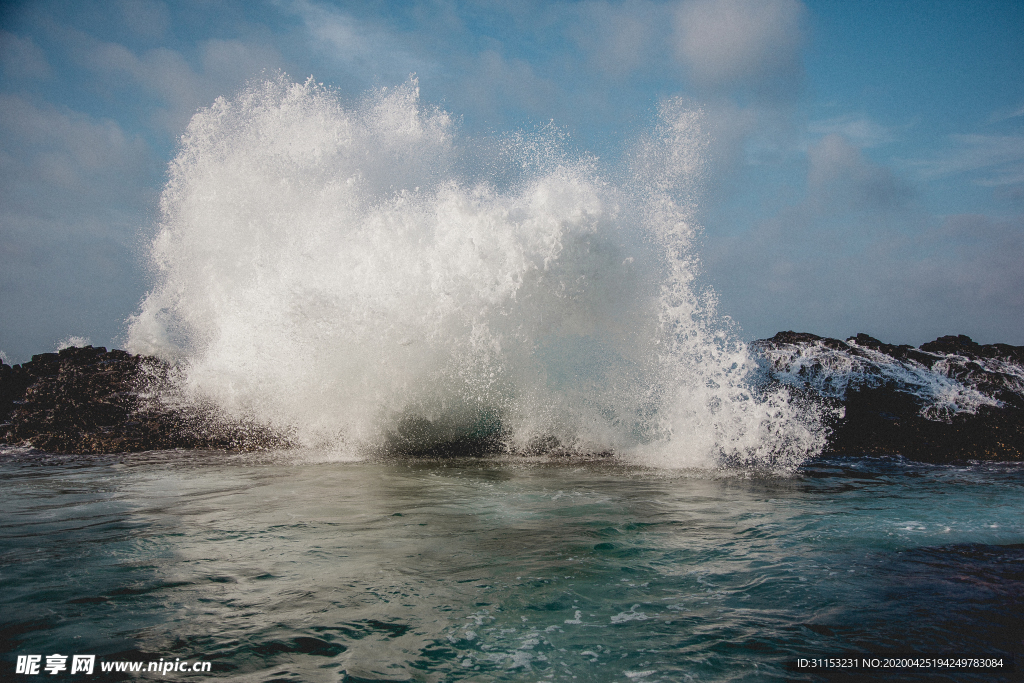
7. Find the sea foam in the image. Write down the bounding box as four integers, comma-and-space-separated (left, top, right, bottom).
127, 75, 826, 468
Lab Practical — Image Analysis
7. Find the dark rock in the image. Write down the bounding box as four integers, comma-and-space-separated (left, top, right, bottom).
763, 330, 850, 351
4, 335, 1022, 463
920, 334, 1024, 364
827, 387, 1024, 464
754, 332, 1024, 464
1, 346, 288, 455
844, 332, 937, 367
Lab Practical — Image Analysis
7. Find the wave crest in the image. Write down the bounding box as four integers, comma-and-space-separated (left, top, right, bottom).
127, 75, 827, 469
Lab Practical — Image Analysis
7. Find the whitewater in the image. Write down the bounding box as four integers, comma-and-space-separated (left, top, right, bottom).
125, 76, 826, 470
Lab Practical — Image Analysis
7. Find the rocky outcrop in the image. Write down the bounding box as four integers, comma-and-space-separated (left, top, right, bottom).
0, 345, 285, 454
753, 332, 1024, 464
3, 336, 1023, 463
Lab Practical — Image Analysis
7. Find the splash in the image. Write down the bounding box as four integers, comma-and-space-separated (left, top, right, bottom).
127, 75, 826, 469
56, 336, 93, 351
758, 335, 1024, 422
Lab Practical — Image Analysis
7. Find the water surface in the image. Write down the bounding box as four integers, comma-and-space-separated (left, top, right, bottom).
2, 449, 1021, 681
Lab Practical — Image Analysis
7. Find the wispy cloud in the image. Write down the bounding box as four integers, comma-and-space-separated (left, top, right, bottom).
907, 134, 1024, 187
569, 0, 666, 79
0, 93, 158, 360
987, 103, 1024, 125
808, 114, 896, 148
282, 0, 432, 83
49, 20, 283, 134
0, 30, 52, 79
673, 0, 805, 96
460, 49, 561, 121
0, 93, 154, 224
806, 133, 913, 210
117, 0, 170, 40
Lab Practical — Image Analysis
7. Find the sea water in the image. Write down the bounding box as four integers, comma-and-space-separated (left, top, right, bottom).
1, 449, 1021, 681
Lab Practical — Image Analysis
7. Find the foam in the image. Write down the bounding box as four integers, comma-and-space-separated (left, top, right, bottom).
127, 75, 826, 469
759, 337, 1019, 421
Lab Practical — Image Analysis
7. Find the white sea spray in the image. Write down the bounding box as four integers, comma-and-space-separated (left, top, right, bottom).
126, 75, 827, 469
759, 336, 1024, 421
56, 336, 92, 351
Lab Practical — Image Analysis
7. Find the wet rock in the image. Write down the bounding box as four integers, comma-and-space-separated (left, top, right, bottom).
1, 346, 287, 455
753, 332, 1024, 464
3, 336, 1022, 463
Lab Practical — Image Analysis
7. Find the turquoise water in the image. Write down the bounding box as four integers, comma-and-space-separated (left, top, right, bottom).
1, 449, 1021, 681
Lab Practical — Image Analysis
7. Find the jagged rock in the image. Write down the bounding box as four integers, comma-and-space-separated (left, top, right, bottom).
4, 336, 1022, 463
920, 334, 1024, 364
1, 346, 287, 455
753, 332, 1024, 464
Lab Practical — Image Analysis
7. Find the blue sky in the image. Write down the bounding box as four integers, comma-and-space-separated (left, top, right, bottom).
2, 0, 1023, 363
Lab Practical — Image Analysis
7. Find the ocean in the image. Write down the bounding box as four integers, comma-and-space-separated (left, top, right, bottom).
2, 449, 1021, 681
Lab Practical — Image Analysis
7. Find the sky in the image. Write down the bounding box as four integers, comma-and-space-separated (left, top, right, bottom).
1, 0, 1023, 363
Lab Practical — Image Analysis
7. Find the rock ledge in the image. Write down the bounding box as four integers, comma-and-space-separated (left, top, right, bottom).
753, 332, 1024, 463
1, 345, 285, 454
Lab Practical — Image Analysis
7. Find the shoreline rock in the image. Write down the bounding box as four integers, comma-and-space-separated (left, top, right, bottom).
2, 334, 1022, 463
0, 345, 285, 454
753, 332, 1024, 464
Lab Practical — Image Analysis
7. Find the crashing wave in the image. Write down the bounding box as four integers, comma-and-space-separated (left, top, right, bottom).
123, 75, 827, 469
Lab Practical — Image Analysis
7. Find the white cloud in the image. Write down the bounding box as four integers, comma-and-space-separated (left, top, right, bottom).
908, 134, 1024, 187
807, 114, 895, 149
570, 0, 665, 79
806, 133, 912, 210
283, 0, 430, 83
706, 210, 1024, 344
0, 94, 158, 360
0, 30, 52, 79
673, 0, 805, 93
117, 0, 171, 41
987, 103, 1024, 125
461, 49, 561, 122
63, 24, 283, 134
702, 128, 1024, 344
0, 93, 154, 222
565, 0, 808, 94
887, 214, 1024, 336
